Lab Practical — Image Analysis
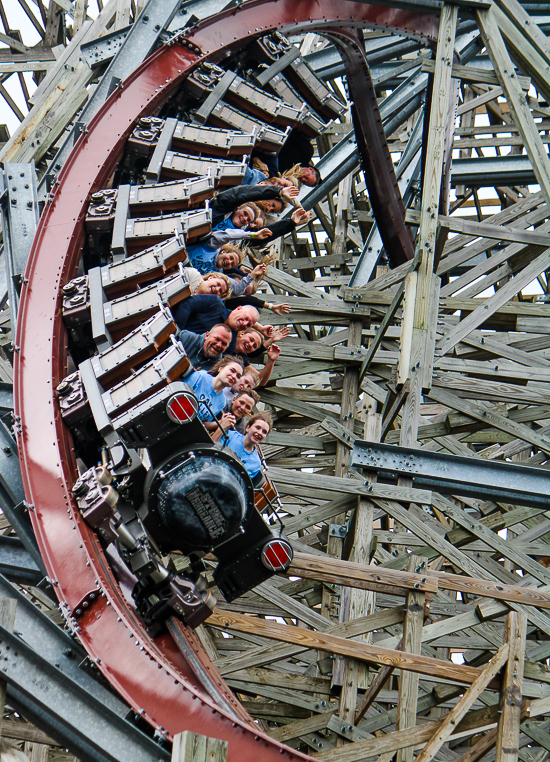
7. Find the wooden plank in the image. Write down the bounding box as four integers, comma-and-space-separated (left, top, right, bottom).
360, 279, 406, 380
172, 731, 227, 762
421, 58, 530, 89
213, 608, 408, 676
495, 613, 527, 762
0, 62, 52, 73
0, 598, 16, 738
268, 711, 336, 742
433, 495, 550, 585
207, 610, 484, 685
268, 467, 432, 505
369, 498, 550, 636
254, 580, 330, 629
397, 556, 426, 762
314, 707, 500, 762
494, 0, 550, 64
398, 2, 457, 444
289, 553, 437, 600
477, 7, 550, 206
427, 386, 550, 455
290, 549, 550, 610
492, 2, 550, 107
415, 644, 510, 762
406, 208, 550, 248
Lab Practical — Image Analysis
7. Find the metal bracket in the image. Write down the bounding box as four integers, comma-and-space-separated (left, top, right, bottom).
193, 70, 237, 124
0, 163, 39, 323
255, 46, 301, 87
329, 523, 348, 538
80, 25, 131, 69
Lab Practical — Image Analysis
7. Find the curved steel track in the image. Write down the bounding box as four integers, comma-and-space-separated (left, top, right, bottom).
14, 1, 438, 757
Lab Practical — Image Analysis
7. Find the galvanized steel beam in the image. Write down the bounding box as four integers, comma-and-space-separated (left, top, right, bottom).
352, 440, 550, 508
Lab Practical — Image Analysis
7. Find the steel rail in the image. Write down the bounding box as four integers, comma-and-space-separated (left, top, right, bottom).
327, 27, 415, 266
14, 1, 438, 758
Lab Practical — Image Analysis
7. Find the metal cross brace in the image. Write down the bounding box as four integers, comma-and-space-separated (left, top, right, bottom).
352, 440, 550, 508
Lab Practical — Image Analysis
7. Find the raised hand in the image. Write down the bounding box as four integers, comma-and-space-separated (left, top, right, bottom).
254, 228, 273, 240
267, 344, 281, 360
271, 303, 291, 316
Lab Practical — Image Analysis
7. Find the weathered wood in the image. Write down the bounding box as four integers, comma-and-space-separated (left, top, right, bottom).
212, 607, 407, 676
495, 613, 527, 762
437, 248, 550, 356
415, 644, 509, 762
12, 7, 550, 762
289, 552, 438, 595
172, 731, 228, 762
314, 705, 502, 762
396, 556, 426, 762
208, 610, 487, 685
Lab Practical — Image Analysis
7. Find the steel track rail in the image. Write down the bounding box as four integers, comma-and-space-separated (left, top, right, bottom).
14, 1, 438, 758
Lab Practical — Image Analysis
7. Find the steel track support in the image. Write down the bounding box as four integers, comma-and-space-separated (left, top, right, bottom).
0, 163, 39, 319
328, 29, 415, 267
352, 440, 550, 508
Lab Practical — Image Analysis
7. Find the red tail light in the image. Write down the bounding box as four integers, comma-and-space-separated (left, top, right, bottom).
261, 539, 293, 571
166, 392, 198, 423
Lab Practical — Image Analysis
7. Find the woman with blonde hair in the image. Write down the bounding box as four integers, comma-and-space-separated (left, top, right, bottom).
185, 269, 232, 298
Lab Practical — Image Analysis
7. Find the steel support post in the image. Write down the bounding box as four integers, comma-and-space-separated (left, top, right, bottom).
0, 537, 41, 584
0, 163, 39, 321
299, 66, 427, 216
0, 417, 45, 575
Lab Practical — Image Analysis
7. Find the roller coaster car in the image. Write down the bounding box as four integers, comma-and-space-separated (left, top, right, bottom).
66, 380, 293, 631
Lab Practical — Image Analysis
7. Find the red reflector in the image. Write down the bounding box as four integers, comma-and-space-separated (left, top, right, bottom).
166, 392, 198, 423
261, 539, 293, 572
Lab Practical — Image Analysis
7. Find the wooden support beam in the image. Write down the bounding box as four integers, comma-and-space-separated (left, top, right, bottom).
213, 606, 407, 677
495, 613, 527, 762
172, 731, 228, 762
436, 247, 550, 357
421, 59, 530, 89
208, 609, 490, 686
406, 208, 550, 248
477, 6, 550, 207
337, 401, 380, 718
415, 644, 510, 762
396, 555, 426, 762
398, 2, 456, 437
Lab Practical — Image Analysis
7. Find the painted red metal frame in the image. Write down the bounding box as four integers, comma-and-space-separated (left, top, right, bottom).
14, 1, 438, 758
327, 27, 416, 265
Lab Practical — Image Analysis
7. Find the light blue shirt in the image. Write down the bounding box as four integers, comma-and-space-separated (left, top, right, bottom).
225, 430, 261, 478
243, 165, 267, 185
185, 370, 226, 422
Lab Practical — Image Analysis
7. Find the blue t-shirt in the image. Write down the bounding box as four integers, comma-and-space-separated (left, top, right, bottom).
212, 217, 236, 233
186, 370, 226, 422
225, 430, 261, 478
186, 241, 218, 275
243, 166, 267, 185
172, 294, 231, 336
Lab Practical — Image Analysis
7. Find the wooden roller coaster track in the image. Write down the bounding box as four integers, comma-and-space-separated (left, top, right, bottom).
3, 1, 550, 762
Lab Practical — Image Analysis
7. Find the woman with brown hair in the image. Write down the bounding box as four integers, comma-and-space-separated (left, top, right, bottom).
184, 355, 244, 425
